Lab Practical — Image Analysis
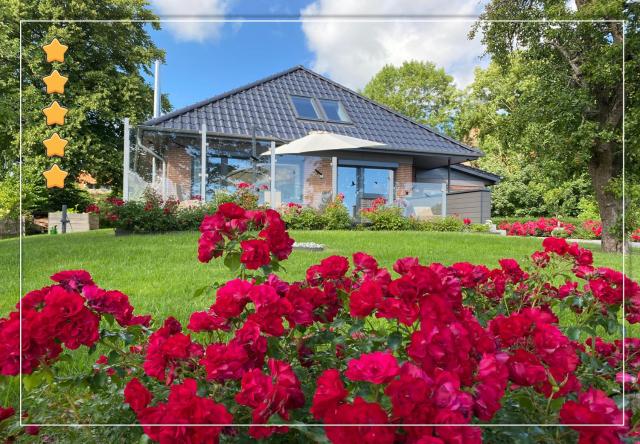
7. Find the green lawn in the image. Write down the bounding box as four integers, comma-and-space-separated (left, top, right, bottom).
0, 229, 636, 324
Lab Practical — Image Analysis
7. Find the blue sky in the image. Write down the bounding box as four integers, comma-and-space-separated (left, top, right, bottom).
147, 21, 314, 110
145, 0, 488, 112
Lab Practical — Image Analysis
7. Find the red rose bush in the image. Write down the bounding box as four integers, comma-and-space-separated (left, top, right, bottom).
1, 202, 638, 443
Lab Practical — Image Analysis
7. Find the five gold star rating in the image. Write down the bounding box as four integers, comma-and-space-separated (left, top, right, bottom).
41, 38, 70, 189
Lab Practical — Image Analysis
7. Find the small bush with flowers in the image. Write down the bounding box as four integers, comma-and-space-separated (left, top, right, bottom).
498, 217, 576, 238
1, 202, 639, 443
361, 197, 414, 230
281, 195, 352, 231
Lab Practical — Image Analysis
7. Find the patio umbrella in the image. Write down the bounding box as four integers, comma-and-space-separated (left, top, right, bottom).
261, 130, 385, 156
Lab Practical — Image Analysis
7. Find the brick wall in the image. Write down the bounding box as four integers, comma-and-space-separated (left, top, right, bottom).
303, 157, 333, 208
165, 146, 195, 200
395, 161, 415, 200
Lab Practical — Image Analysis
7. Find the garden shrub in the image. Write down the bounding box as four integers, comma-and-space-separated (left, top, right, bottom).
1, 202, 639, 443
175, 201, 220, 231
577, 197, 600, 221
360, 198, 411, 230
420, 215, 466, 232
281, 203, 325, 230
322, 195, 352, 230
468, 222, 490, 233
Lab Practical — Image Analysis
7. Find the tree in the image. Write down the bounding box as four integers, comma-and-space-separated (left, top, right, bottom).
472, 0, 639, 252
455, 59, 597, 218
0, 0, 171, 214
362, 60, 461, 135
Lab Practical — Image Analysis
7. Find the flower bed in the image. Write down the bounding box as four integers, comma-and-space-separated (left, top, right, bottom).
88, 189, 492, 235
4, 203, 638, 442
498, 217, 640, 243
497, 217, 576, 238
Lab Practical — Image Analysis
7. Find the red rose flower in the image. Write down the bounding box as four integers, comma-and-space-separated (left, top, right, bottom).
345, 351, 399, 384
198, 230, 224, 263
143, 317, 203, 384
543, 237, 569, 255
236, 359, 304, 439
324, 397, 395, 444
187, 311, 229, 332
560, 388, 629, 443
201, 341, 249, 381
124, 378, 152, 413
0, 406, 14, 421
217, 202, 246, 219
240, 239, 271, 270
135, 378, 233, 444
311, 369, 348, 420
211, 279, 253, 319
50, 269, 94, 291
353, 252, 379, 274
349, 280, 383, 318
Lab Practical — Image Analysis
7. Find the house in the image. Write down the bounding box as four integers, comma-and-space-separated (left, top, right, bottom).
128, 65, 499, 222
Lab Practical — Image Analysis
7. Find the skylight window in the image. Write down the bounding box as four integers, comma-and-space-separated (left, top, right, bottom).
290, 96, 321, 120
318, 99, 350, 122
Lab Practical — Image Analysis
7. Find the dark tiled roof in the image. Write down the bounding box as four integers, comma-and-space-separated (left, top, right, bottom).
144, 66, 482, 158
451, 164, 501, 184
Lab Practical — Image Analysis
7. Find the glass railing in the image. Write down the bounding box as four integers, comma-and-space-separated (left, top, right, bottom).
395, 182, 446, 220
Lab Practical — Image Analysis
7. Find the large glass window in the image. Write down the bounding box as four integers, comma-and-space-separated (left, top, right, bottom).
192, 137, 270, 201
291, 96, 321, 120
363, 168, 392, 199
338, 166, 394, 217
318, 99, 350, 122
275, 155, 305, 204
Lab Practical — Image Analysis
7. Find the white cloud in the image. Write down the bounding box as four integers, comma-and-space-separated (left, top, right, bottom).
151, 0, 229, 42
300, 0, 488, 89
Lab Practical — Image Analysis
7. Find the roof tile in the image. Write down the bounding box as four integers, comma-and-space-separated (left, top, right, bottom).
144, 66, 481, 158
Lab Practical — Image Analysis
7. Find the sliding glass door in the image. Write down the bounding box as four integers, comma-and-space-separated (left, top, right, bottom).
338, 166, 394, 218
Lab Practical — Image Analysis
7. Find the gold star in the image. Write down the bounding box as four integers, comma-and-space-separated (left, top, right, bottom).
43, 70, 68, 94
43, 133, 68, 157
43, 164, 68, 189
43, 101, 67, 126
42, 38, 68, 63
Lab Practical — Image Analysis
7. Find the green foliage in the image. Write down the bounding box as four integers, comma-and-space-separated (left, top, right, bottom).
0, 0, 171, 214
0, 174, 23, 220
361, 205, 411, 231
282, 198, 352, 230
362, 60, 461, 135
281, 206, 325, 230
322, 198, 352, 230
456, 58, 597, 219
469, 1, 637, 250
31, 183, 93, 216
577, 198, 600, 221
468, 223, 490, 233
420, 216, 466, 232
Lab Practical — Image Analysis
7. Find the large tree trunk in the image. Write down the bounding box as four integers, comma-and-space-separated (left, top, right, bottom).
589, 141, 624, 253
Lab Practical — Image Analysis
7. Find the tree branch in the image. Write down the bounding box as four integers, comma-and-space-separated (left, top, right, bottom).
550, 41, 584, 87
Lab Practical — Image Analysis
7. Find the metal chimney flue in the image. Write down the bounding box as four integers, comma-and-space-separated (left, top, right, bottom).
153, 60, 161, 118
